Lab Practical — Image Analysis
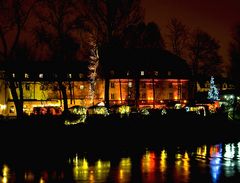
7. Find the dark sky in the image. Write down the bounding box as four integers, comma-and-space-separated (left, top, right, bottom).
141, 0, 240, 71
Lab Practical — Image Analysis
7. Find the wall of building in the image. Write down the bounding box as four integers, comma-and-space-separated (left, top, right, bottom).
0, 77, 189, 116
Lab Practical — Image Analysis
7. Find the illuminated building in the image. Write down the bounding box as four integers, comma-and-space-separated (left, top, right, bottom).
0, 49, 191, 116
104, 49, 191, 108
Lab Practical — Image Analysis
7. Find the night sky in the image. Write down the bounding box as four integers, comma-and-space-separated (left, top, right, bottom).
141, 0, 240, 71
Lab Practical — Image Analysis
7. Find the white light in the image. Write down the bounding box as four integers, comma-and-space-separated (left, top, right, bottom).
39, 73, 43, 78
25, 73, 29, 78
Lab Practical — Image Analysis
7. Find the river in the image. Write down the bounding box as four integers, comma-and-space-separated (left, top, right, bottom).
1, 138, 240, 183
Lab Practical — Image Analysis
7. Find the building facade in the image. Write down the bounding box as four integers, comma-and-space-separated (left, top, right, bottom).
0, 49, 192, 116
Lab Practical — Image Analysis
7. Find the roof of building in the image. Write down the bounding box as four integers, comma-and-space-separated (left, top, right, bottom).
101, 48, 191, 79
1, 61, 89, 81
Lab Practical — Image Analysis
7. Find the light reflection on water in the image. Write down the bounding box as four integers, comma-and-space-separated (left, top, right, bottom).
2, 142, 240, 182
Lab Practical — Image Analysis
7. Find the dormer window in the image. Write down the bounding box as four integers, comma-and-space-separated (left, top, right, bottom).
110, 70, 115, 75
25, 73, 29, 79
39, 73, 43, 78
68, 73, 72, 78
79, 73, 84, 78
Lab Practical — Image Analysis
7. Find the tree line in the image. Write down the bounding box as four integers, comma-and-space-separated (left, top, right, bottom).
0, 0, 239, 118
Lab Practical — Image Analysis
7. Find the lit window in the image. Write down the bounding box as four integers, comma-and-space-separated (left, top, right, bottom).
80, 85, 84, 90
110, 82, 115, 88
40, 85, 44, 90
25, 83, 30, 90
39, 73, 43, 78
68, 74, 72, 78
25, 73, 29, 79
223, 83, 227, 89
141, 71, 144, 76
40, 85, 47, 90
126, 71, 130, 76
9, 106, 15, 113
142, 93, 146, 98
111, 93, 115, 99
154, 71, 158, 76
128, 82, 132, 88
167, 71, 171, 76
12, 73, 15, 78
169, 93, 173, 99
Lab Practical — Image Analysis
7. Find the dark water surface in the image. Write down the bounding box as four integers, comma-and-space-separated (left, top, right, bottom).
2, 139, 240, 182
1, 117, 240, 183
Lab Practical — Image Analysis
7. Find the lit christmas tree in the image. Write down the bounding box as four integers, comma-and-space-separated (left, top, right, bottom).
207, 76, 219, 101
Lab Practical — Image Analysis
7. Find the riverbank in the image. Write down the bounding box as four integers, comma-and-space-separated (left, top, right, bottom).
1, 114, 240, 151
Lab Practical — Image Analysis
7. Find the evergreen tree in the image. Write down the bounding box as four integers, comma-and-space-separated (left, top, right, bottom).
207, 76, 219, 101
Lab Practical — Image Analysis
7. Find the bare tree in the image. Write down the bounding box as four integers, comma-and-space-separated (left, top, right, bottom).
0, 0, 39, 119
188, 29, 223, 99
167, 17, 189, 58
121, 21, 165, 49
34, 0, 81, 114
81, 0, 144, 108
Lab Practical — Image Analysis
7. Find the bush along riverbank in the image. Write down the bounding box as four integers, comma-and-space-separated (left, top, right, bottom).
1, 111, 240, 152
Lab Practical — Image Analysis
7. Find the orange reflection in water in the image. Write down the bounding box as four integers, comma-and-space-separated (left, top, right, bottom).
141, 150, 157, 183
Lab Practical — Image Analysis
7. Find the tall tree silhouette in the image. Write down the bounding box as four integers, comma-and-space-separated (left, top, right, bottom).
167, 17, 189, 58
121, 21, 165, 49
188, 29, 223, 99
81, 0, 144, 107
34, 0, 81, 113
0, 0, 39, 119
